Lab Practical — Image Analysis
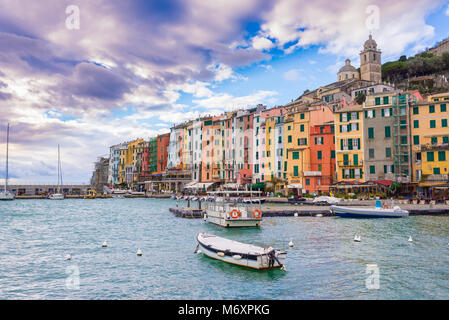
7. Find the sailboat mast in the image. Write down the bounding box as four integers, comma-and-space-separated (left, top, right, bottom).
57, 144, 60, 193
5, 123, 9, 191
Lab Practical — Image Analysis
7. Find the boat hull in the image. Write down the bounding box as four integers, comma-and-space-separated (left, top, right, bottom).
48, 194, 65, 200
330, 205, 408, 218
0, 192, 15, 200
205, 209, 261, 228
197, 233, 286, 270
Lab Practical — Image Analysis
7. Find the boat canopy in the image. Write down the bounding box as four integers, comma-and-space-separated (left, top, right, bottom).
207, 190, 262, 195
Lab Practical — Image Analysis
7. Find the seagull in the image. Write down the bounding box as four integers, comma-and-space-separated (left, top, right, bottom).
408, 236, 413, 243
65, 253, 72, 260
354, 235, 361, 242
102, 241, 107, 247
289, 239, 294, 247
137, 249, 143, 256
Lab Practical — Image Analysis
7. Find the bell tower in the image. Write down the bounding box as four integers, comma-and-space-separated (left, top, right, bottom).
360, 35, 382, 83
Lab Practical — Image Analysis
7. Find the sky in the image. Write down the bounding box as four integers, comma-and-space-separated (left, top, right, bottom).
0, 0, 448, 184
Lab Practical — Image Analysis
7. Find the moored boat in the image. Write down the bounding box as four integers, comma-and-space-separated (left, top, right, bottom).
330, 205, 409, 218
48, 144, 65, 200
205, 191, 263, 228
196, 232, 286, 270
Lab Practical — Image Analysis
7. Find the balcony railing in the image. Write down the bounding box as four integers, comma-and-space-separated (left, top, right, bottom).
338, 160, 363, 167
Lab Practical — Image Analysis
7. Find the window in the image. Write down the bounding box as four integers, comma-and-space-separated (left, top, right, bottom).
438, 151, 446, 162
429, 105, 435, 113
385, 126, 391, 138
444, 136, 449, 144
401, 136, 407, 145
375, 97, 380, 105
292, 152, 299, 160
383, 96, 389, 104
331, 150, 335, 158
317, 151, 322, 160
430, 120, 436, 128
413, 106, 419, 115
442, 119, 448, 128
433, 167, 440, 175
368, 127, 374, 139
369, 149, 375, 159
300, 113, 305, 119
413, 135, 420, 145
305, 178, 310, 186
370, 165, 376, 174
288, 135, 292, 143
427, 152, 434, 162
413, 120, 419, 128
386, 147, 391, 158
300, 124, 304, 132
293, 166, 299, 177
441, 104, 447, 112
431, 137, 437, 145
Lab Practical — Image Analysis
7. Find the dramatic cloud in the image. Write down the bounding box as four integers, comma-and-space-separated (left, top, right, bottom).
0, 0, 444, 183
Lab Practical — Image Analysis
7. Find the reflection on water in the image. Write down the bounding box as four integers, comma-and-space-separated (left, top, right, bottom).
0, 198, 448, 299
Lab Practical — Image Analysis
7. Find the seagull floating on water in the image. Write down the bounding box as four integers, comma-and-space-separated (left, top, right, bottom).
102, 241, 107, 247
354, 235, 361, 242
137, 249, 143, 256
65, 253, 72, 260
408, 236, 413, 242
289, 239, 294, 247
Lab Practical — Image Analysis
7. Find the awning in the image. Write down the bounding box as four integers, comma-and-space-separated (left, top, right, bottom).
287, 184, 303, 189
223, 183, 240, 189
184, 181, 198, 188
196, 182, 215, 190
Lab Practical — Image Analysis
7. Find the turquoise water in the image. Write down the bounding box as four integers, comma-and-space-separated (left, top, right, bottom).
0, 198, 448, 299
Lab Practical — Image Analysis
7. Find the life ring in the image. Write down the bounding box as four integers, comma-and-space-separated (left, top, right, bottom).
230, 209, 241, 219
253, 209, 262, 219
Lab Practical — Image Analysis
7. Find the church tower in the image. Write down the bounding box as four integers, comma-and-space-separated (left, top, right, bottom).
360, 35, 382, 83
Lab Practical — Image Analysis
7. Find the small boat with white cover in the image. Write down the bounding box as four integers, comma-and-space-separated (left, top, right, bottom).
196, 233, 286, 270
330, 202, 408, 218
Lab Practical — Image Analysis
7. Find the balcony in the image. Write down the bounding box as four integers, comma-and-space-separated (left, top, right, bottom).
419, 143, 449, 151
338, 160, 363, 167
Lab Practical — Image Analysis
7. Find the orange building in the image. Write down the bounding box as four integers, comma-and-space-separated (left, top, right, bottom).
308, 121, 336, 194
156, 133, 170, 174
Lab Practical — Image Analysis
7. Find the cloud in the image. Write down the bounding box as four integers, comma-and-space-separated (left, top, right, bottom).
251, 35, 275, 50
259, 0, 441, 59
283, 68, 304, 81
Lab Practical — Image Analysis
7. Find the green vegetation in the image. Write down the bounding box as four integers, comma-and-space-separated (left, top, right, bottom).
382, 52, 449, 90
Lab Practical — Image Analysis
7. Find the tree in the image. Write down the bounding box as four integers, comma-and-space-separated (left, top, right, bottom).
399, 55, 407, 62
355, 92, 366, 104
389, 182, 402, 196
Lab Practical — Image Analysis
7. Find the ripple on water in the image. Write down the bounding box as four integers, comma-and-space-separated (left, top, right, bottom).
0, 198, 448, 299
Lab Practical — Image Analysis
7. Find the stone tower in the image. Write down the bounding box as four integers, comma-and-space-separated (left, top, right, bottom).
360, 35, 381, 83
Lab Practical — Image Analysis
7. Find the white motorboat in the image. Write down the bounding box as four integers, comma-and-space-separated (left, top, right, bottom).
0, 123, 14, 201
196, 233, 286, 270
330, 205, 409, 218
204, 191, 263, 228
313, 196, 340, 205
48, 144, 64, 200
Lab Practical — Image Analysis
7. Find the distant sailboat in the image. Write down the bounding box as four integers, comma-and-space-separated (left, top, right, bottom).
0, 123, 14, 200
48, 144, 64, 200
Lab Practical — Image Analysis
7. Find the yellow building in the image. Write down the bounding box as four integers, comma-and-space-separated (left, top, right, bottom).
283, 108, 310, 189
118, 143, 128, 184
334, 105, 364, 182
265, 115, 276, 181
411, 92, 449, 181
125, 139, 143, 184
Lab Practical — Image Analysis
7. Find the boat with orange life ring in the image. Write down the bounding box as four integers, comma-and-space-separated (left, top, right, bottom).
203, 190, 263, 227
